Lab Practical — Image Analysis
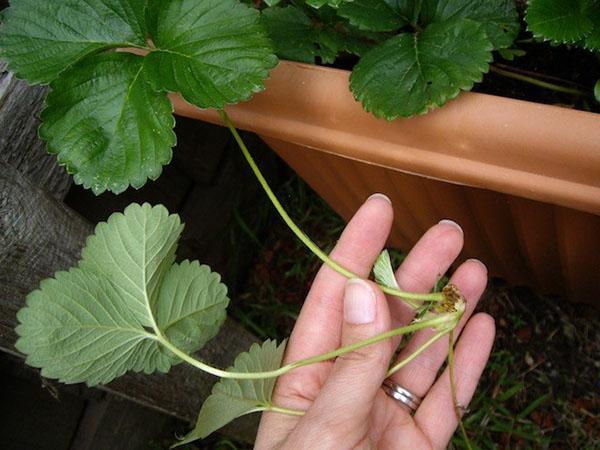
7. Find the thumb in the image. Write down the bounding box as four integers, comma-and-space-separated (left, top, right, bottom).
309, 279, 393, 433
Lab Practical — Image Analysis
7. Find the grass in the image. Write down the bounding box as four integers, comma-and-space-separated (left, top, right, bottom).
189, 168, 600, 449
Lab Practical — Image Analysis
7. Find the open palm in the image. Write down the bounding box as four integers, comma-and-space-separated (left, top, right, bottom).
255, 194, 495, 450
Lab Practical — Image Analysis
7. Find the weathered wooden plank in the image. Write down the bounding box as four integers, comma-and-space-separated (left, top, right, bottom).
70, 394, 175, 450
0, 164, 260, 443
0, 61, 71, 199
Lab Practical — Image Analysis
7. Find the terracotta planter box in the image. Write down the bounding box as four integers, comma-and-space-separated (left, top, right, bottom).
172, 61, 600, 306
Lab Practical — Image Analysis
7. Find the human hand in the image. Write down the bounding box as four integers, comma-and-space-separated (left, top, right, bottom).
255, 194, 495, 450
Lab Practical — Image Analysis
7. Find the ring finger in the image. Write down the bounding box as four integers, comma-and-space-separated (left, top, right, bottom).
388, 258, 488, 400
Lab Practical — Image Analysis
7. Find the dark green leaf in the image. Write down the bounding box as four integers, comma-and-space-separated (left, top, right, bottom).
306, 0, 349, 8
177, 340, 287, 445
144, 0, 278, 109
583, 3, 600, 50
526, 0, 593, 44
262, 6, 320, 63
0, 0, 147, 84
40, 52, 175, 195
16, 203, 230, 386
337, 0, 408, 32
420, 0, 519, 49
350, 18, 493, 119
262, 5, 373, 64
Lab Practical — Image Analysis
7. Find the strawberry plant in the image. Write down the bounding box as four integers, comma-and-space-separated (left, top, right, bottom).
1, 0, 597, 447
525, 0, 600, 101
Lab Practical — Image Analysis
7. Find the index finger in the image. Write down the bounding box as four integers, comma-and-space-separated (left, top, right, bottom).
283, 193, 394, 364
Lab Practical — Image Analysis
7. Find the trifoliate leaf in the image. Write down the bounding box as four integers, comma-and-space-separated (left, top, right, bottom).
373, 250, 400, 289
16, 203, 230, 386
177, 340, 287, 445
40, 52, 176, 195
526, 0, 594, 44
350, 18, 493, 119
0, 0, 147, 84
420, 0, 519, 49
144, 0, 278, 109
337, 0, 409, 32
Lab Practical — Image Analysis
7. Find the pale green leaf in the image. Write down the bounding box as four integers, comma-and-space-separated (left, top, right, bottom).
337, 0, 409, 32
594, 80, 600, 103
420, 0, 519, 49
0, 0, 147, 84
526, 0, 593, 44
373, 250, 400, 289
16, 268, 173, 385
144, 0, 278, 109
15, 203, 230, 386
156, 261, 229, 355
79, 203, 183, 326
350, 18, 493, 119
39, 52, 176, 195
177, 340, 286, 445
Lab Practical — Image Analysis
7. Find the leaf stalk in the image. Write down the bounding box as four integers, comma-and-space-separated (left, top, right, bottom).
161, 314, 453, 380
218, 109, 444, 305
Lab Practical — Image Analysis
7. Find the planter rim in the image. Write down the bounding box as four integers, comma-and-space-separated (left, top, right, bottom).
172, 60, 600, 216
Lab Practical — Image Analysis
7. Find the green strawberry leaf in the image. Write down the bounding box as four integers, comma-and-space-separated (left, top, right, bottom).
156, 260, 229, 355
373, 250, 400, 289
350, 18, 493, 119
262, 5, 374, 64
0, 0, 148, 84
15, 203, 229, 386
420, 0, 519, 49
79, 203, 184, 325
337, 0, 409, 32
306, 0, 349, 8
262, 6, 323, 64
526, 0, 594, 44
176, 340, 287, 446
40, 52, 176, 195
144, 0, 278, 109
583, 3, 600, 50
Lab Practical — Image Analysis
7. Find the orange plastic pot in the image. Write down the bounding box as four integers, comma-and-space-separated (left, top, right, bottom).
172, 61, 600, 306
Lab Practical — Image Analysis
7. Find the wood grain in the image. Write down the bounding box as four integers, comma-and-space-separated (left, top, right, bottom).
0, 61, 71, 199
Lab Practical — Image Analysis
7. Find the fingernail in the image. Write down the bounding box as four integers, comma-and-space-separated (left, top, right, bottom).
344, 279, 376, 324
438, 219, 463, 236
366, 193, 392, 205
466, 258, 488, 274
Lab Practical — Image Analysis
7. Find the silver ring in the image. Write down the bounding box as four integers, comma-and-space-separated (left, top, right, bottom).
382, 379, 422, 412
